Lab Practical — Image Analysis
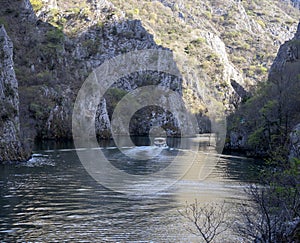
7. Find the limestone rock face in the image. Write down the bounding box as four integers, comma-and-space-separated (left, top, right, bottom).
95, 98, 111, 139
290, 123, 300, 159
12, 0, 185, 140
270, 22, 300, 74
229, 131, 247, 150
0, 26, 29, 162
1, 0, 300, 152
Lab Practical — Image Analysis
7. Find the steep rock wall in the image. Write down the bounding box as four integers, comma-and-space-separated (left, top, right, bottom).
0, 26, 30, 162
226, 22, 300, 154
3, 0, 184, 142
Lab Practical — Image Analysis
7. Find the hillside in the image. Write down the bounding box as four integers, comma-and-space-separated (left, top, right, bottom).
227, 23, 300, 156
33, 0, 299, 113
0, 0, 299, 160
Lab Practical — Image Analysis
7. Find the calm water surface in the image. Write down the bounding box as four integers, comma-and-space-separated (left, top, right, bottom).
0, 137, 261, 242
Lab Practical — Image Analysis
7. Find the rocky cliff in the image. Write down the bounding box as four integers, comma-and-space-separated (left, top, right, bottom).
269, 22, 300, 74
1, 0, 184, 145
227, 22, 300, 155
107, 0, 299, 113
0, 0, 299, 161
290, 123, 300, 159
0, 25, 30, 162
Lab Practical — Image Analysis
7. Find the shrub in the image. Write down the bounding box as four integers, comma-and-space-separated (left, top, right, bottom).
83, 39, 97, 50
285, 19, 295, 25
190, 37, 206, 45
125, 8, 140, 19
154, 37, 162, 45
222, 31, 241, 40
0, 17, 8, 28
30, 0, 43, 12
29, 102, 46, 119
203, 11, 212, 19
45, 29, 64, 44
232, 56, 247, 64
256, 65, 268, 74
256, 19, 266, 28
3, 82, 15, 97
247, 127, 265, 148
235, 40, 251, 50
36, 71, 52, 82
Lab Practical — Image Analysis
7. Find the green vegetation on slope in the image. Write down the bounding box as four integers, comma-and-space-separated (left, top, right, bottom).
30, 0, 299, 116
108, 0, 299, 113
228, 35, 300, 156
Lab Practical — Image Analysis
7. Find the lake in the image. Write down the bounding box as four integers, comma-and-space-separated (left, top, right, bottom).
0, 136, 261, 242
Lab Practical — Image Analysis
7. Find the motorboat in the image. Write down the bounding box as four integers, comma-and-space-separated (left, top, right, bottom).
153, 137, 167, 147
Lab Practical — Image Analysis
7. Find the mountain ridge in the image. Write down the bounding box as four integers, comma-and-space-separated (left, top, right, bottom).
0, 0, 299, 161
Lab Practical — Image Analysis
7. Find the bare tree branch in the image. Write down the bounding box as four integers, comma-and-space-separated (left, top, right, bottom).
178, 200, 229, 243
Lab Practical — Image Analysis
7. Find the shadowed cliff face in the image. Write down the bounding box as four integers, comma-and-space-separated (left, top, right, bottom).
0, 0, 185, 146
269, 23, 300, 75
0, 25, 30, 162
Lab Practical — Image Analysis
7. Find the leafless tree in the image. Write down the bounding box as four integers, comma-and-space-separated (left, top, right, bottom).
234, 179, 300, 243
178, 200, 229, 243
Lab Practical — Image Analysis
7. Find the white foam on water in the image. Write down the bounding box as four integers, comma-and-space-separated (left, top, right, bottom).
120, 146, 168, 160
21, 154, 55, 167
